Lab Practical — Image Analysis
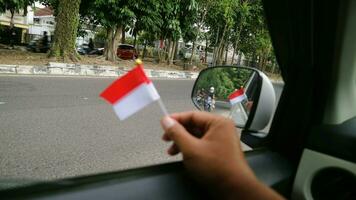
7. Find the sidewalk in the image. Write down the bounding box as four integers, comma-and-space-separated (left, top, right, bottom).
0, 62, 199, 79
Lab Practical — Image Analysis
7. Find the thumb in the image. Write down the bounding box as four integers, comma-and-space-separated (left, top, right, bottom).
161, 116, 198, 153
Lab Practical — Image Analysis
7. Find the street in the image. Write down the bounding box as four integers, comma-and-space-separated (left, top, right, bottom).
0, 76, 283, 181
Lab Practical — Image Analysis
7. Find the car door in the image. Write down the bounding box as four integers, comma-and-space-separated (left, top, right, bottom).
264, 0, 356, 199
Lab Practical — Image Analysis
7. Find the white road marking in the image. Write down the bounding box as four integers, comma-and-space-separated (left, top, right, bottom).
0, 102, 6, 105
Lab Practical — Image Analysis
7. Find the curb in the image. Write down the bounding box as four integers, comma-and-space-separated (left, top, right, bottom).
0, 63, 283, 84
0, 62, 199, 79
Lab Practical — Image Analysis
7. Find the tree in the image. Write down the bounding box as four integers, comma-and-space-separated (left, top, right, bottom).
129, 0, 162, 51
156, 0, 181, 64
49, 0, 81, 61
230, 0, 252, 65
205, 0, 237, 66
195, 67, 253, 100
91, 0, 134, 61
179, 0, 199, 64
0, 0, 26, 28
23, 0, 35, 16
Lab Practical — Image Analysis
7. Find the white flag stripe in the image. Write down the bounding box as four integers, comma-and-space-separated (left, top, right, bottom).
229, 94, 247, 105
113, 82, 160, 120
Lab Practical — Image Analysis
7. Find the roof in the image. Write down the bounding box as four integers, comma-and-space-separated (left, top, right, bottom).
34, 7, 54, 17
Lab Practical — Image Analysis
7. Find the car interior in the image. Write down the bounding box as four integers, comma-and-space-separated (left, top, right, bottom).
1, 0, 355, 199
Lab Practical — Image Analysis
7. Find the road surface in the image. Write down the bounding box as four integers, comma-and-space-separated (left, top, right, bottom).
0, 76, 283, 182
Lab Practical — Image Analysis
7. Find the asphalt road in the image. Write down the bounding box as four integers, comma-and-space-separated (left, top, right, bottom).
0, 76, 283, 181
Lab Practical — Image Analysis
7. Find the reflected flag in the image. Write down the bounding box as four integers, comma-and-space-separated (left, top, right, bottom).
228, 88, 247, 105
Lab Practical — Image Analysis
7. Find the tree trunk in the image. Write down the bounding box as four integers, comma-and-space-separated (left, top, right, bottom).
166, 38, 172, 62
189, 41, 196, 64
271, 61, 276, 74
224, 44, 228, 64
157, 38, 164, 63
251, 52, 257, 68
133, 31, 138, 55
24, 1, 29, 16
50, 0, 81, 61
169, 41, 175, 65
174, 40, 179, 60
212, 27, 220, 66
10, 9, 15, 28
172, 40, 177, 63
217, 43, 225, 65
142, 42, 147, 58
237, 51, 242, 66
261, 54, 266, 71
167, 39, 174, 65
205, 35, 209, 63
105, 27, 114, 61
121, 27, 126, 43
215, 24, 227, 65
231, 23, 242, 65
112, 25, 122, 61
231, 46, 236, 65
231, 40, 239, 65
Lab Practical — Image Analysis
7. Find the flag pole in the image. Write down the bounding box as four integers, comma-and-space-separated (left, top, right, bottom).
135, 59, 169, 116
157, 98, 169, 116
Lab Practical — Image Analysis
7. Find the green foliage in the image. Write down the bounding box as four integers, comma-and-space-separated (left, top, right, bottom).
0, 0, 25, 14
37, 0, 278, 72
125, 37, 135, 45
179, 0, 198, 42
130, 0, 162, 39
195, 68, 253, 100
92, 0, 134, 29
137, 31, 157, 46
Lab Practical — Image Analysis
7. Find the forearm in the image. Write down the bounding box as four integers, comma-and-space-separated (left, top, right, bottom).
220, 169, 285, 200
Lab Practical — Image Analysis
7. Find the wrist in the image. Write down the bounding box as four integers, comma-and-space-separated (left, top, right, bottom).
223, 170, 258, 194
220, 170, 285, 200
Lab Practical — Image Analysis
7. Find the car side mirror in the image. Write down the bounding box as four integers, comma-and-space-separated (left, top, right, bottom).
191, 66, 276, 131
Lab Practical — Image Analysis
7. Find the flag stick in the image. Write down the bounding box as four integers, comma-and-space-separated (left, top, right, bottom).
157, 98, 169, 116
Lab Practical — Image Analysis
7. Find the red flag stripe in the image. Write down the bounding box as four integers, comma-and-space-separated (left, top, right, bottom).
100, 66, 151, 104
228, 88, 245, 100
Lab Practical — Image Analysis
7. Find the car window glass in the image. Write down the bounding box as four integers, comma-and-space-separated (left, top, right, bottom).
0, 0, 282, 188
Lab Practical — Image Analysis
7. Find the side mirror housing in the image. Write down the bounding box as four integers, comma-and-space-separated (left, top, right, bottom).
191, 66, 276, 131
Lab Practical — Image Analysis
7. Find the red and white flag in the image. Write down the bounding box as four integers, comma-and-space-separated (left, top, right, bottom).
228, 88, 247, 105
100, 63, 160, 120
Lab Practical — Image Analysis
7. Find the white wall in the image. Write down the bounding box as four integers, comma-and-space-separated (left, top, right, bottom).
28, 16, 55, 36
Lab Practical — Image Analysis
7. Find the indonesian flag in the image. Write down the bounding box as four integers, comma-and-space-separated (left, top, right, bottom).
100, 64, 160, 120
228, 88, 247, 105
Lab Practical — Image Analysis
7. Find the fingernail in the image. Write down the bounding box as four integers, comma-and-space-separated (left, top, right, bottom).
161, 116, 176, 130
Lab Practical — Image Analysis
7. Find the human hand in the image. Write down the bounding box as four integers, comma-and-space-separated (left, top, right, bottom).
160, 111, 284, 200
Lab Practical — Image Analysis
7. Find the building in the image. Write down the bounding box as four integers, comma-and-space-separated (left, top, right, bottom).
0, 7, 33, 44
28, 7, 55, 39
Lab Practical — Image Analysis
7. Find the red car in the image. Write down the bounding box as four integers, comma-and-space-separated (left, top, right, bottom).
117, 44, 138, 59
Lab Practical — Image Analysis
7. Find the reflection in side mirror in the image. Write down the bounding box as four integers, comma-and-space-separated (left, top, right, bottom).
191, 67, 260, 128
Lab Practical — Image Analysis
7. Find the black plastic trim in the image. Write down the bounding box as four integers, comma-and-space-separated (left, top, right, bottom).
307, 117, 356, 163
0, 150, 294, 199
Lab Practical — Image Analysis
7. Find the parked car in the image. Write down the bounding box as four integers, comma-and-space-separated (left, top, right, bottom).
117, 44, 138, 59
